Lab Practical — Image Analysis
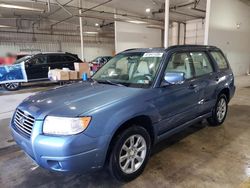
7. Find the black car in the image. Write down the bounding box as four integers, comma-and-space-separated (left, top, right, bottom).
90, 56, 112, 73
1, 52, 82, 91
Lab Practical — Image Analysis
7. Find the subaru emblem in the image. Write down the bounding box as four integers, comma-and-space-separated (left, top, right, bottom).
19, 116, 25, 125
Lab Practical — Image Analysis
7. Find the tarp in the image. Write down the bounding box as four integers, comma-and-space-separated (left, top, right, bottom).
0, 62, 28, 84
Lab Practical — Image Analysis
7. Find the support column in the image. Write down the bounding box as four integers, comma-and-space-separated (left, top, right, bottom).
79, 0, 84, 61
164, 0, 170, 48
204, 0, 211, 45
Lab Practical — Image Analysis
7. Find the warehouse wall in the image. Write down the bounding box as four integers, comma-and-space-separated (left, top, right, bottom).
0, 41, 114, 62
208, 0, 250, 75
185, 19, 205, 45
0, 19, 115, 62
115, 21, 162, 53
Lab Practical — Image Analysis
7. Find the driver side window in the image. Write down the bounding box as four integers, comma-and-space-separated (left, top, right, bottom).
29, 56, 47, 65
165, 53, 195, 79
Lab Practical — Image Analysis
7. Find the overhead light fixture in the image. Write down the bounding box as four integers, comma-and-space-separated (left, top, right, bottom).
146, 8, 151, 13
0, 3, 44, 12
147, 25, 164, 29
95, 23, 99, 27
0, 24, 12, 28
127, 20, 147, 24
84, 31, 98, 35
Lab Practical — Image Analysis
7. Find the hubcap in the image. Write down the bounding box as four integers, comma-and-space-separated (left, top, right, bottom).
217, 98, 227, 122
4, 83, 19, 90
119, 135, 147, 174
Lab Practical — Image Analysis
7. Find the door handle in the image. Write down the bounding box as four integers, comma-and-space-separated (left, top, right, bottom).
189, 84, 198, 89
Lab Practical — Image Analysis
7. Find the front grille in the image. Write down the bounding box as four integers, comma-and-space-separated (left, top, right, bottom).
14, 109, 35, 138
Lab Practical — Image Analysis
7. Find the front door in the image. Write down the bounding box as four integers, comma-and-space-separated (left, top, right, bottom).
155, 52, 201, 134
25, 55, 48, 80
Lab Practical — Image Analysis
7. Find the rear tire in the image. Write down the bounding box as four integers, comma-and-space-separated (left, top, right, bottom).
108, 126, 151, 182
2, 82, 21, 91
207, 94, 228, 126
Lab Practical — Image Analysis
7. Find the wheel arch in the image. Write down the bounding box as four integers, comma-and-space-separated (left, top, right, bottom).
104, 115, 155, 165
218, 87, 230, 102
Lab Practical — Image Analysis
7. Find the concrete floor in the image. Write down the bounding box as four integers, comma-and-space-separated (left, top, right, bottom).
0, 76, 250, 188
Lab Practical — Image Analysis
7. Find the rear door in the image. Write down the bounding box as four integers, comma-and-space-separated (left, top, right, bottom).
189, 51, 218, 114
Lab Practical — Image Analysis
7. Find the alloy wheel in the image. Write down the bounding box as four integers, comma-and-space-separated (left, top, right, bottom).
119, 134, 147, 174
217, 98, 227, 122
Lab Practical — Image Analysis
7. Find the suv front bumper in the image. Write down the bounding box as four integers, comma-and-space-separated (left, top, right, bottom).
10, 119, 110, 173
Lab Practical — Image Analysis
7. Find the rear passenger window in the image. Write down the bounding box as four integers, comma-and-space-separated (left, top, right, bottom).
211, 51, 228, 70
65, 55, 76, 62
190, 52, 213, 77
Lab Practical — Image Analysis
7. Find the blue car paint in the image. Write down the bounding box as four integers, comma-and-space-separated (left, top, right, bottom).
10, 45, 235, 173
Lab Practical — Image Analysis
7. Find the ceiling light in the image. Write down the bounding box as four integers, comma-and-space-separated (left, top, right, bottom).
0, 3, 44, 12
147, 25, 164, 29
146, 8, 151, 13
0, 24, 12, 28
84, 31, 98, 35
95, 23, 99, 27
127, 20, 147, 24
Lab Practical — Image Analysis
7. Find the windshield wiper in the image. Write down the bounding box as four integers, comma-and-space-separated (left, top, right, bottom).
98, 79, 126, 87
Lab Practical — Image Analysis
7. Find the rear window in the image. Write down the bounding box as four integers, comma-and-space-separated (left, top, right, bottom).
65, 55, 77, 62
210, 51, 228, 70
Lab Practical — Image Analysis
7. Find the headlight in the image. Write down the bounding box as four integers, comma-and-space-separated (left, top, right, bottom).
43, 116, 91, 135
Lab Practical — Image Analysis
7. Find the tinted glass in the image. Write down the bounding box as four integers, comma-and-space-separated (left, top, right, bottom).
65, 55, 77, 62
211, 51, 228, 70
190, 52, 213, 76
48, 54, 67, 63
165, 53, 195, 79
30, 56, 46, 65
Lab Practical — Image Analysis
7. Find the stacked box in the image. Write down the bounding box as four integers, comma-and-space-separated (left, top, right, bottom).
48, 69, 69, 81
74, 63, 90, 79
69, 71, 78, 80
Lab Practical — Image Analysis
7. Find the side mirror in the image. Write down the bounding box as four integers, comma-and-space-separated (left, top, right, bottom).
162, 72, 185, 86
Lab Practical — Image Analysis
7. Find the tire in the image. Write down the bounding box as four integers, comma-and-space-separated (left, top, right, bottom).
109, 126, 151, 182
2, 82, 21, 91
207, 94, 228, 126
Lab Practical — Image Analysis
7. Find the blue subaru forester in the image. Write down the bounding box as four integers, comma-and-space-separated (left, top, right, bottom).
10, 45, 235, 182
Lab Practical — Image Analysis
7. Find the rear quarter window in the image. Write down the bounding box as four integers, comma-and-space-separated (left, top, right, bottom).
210, 51, 229, 70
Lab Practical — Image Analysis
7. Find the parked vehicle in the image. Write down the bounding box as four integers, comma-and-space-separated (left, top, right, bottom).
1, 52, 82, 91
10, 45, 235, 182
89, 56, 112, 73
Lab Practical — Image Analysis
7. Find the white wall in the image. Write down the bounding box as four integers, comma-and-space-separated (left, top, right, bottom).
115, 21, 162, 53
185, 19, 205, 45
0, 41, 114, 62
207, 0, 250, 75
60, 42, 114, 61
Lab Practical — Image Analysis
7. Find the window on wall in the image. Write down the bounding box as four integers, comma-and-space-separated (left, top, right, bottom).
165, 53, 195, 79
189, 52, 213, 76
210, 51, 229, 70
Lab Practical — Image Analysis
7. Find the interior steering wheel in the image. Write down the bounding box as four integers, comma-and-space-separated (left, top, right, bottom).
131, 74, 153, 84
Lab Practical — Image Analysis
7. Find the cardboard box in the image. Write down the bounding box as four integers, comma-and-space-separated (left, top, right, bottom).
74, 62, 90, 79
49, 69, 69, 81
69, 71, 78, 80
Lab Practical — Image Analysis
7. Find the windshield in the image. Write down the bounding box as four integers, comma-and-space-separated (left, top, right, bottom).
92, 52, 163, 88
14, 55, 32, 64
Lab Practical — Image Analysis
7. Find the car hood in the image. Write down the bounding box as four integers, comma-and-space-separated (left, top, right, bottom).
18, 82, 143, 120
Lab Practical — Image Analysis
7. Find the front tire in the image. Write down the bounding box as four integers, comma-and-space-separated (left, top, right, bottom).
207, 94, 228, 126
109, 126, 151, 182
2, 82, 21, 91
